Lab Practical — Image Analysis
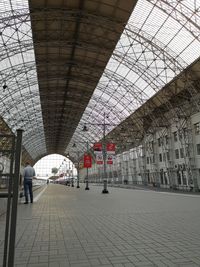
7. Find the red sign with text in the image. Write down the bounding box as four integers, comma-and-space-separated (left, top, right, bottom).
93, 142, 102, 153
106, 143, 115, 154
84, 154, 92, 168
96, 154, 103, 165
107, 155, 115, 164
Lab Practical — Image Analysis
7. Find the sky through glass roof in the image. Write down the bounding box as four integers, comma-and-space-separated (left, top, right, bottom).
67, 0, 200, 157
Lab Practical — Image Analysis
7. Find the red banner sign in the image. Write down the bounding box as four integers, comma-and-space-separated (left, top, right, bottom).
107, 154, 115, 164
106, 143, 115, 154
84, 154, 92, 168
93, 143, 102, 154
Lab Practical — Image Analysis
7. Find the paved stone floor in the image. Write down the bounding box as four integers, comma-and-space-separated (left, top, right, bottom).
1, 184, 200, 267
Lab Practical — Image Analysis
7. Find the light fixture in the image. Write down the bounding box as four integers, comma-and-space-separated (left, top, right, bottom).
121, 127, 126, 133
3, 83, 7, 91
82, 124, 88, 132
66, 152, 70, 158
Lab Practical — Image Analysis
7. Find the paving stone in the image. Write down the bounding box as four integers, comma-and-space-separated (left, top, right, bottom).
1, 185, 200, 266
89, 258, 101, 266
134, 262, 155, 266
28, 264, 48, 267
108, 256, 131, 264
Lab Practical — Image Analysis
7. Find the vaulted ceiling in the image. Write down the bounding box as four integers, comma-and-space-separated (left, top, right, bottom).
29, 0, 138, 155
0, 0, 200, 163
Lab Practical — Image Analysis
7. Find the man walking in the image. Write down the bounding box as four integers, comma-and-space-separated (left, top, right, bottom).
22, 162, 36, 204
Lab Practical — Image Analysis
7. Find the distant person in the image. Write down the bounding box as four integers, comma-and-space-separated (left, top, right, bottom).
22, 162, 36, 204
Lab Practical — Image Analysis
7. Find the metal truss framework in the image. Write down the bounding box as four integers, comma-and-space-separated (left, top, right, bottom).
67, 0, 200, 159
0, 1, 200, 162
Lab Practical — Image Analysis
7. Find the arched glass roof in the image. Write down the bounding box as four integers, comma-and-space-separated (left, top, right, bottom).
0, 0, 46, 159
67, 0, 200, 158
0, 0, 200, 161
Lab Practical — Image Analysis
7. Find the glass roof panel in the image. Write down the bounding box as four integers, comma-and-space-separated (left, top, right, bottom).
0, 0, 200, 158
67, 0, 200, 154
131, 0, 200, 64
0, 0, 46, 159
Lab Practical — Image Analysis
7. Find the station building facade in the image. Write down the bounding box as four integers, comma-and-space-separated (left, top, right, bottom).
80, 94, 200, 192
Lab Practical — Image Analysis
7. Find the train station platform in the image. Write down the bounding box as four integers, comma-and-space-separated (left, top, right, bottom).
1, 184, 200, 267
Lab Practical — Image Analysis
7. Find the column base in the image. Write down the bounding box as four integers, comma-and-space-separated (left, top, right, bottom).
102, 189, 109, 194
76, 185, 80, 188
85, 187, 90, 190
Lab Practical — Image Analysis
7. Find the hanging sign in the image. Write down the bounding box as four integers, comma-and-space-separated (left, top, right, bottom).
94, 143, 103, 164
106, 143, 115, 154
107, 154, 115, 164
96, 154, 103, 165
84, 154, 92, 168
93, 142, 102, 154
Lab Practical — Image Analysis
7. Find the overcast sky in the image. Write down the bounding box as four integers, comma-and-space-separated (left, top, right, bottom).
33, 154, 73, 178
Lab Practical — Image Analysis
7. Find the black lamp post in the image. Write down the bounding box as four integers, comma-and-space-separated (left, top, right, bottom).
65, 153, 75, 187
85, 141, 90, 190
71, 163, 74, 187
72, 143, 81, 189
72, 113, 115, 193
102, 113, 109, 194
81, 127, 90, 190
76, 151, 80, 188
72, 146, 80, 188
72, 143, 89, 189
82, 113, 110, 193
